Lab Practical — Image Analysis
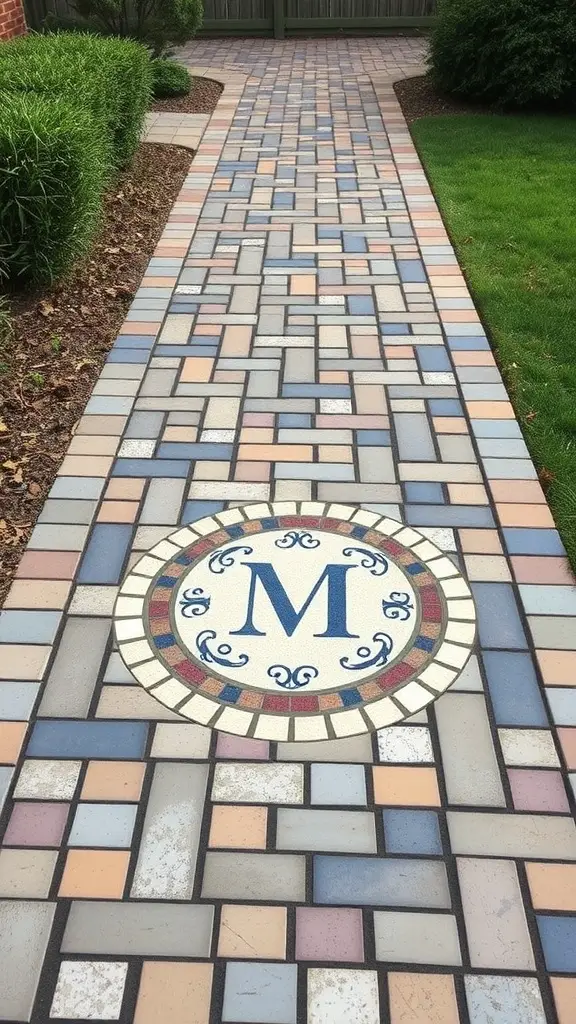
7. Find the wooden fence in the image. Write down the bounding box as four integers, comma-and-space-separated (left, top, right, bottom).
201, 0, 435, 35
24, 0, 436, 35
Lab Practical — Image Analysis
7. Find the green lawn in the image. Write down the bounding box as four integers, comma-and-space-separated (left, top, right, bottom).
411, 114, 576, 565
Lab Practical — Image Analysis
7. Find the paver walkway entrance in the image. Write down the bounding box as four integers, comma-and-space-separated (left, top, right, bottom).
1, 36, 575, 1024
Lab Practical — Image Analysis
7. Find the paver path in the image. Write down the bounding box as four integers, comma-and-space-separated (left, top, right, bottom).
1, 36, 575, 1024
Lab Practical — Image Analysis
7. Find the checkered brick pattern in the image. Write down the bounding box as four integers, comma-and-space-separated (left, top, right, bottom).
0, 37, 575, 1024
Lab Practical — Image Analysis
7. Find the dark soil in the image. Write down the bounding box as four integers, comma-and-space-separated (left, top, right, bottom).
151, 76, 223, 113
0, 143, 192, 603
394, 74, 492, 124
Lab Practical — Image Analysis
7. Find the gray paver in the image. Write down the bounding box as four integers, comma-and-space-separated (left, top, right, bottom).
39, 618, 110, 717
0, 901, 55, 1021
374, 911, 461, 965
435, 693, 505, 806
62, 902, 214, 955
448, 812, 576, 858
131, 763, 208, 899
202, 853, 306, 901
458, 858, 535, 969
277, 809, 377, 853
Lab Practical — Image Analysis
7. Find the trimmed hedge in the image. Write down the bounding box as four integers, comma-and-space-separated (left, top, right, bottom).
151, 58, 191, 97
0, 92, 107, 285
0, 32, 152, 286
0, 36, 113, 168
430, 0, 576, 108
43, 33, 152, 165
0, 33, 152, 168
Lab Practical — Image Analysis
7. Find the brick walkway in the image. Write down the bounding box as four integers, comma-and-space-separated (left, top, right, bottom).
1, 37, 575, 1024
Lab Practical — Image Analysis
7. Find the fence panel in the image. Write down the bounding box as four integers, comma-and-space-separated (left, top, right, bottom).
284, 0, 435, 30
203, 0, 273, 32
23, 0, 435, 35
285, 0, 434, 16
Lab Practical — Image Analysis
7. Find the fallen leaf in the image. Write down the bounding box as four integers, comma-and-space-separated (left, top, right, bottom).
0, 419, 8, 433
28, 481, 42, 496
38, 300, 55, 316
0, 518, 29, 545
539, 467, 555, 491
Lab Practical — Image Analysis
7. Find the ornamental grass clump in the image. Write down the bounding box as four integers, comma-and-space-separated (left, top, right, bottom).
0, 32, 152, 287
38, 33, 153, 165
0, 91, 107, 285
0, 32, 152, 167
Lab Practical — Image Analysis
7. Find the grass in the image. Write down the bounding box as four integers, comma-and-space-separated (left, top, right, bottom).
0, 297, 11, 344
411, 114, 576, 566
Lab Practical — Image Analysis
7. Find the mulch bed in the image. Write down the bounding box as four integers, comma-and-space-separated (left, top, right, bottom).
151, 76, 223, 113
0, 143, 192, 603
394, 74, 492, 124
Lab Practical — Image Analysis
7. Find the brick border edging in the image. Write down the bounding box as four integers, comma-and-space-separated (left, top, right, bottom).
143, 67, 256, 150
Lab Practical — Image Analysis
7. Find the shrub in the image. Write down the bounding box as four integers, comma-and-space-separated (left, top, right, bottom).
40, 34, 152, 165
0, 32, 152, 287
0, 34, 114, 167
0, 33, 152, 167
430, 0, 576, 107
151, 58, 191, 97
0, 92, 107, 286
69, 0, 203, 55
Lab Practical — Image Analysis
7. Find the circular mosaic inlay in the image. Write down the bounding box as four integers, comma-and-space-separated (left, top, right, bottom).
114, 502, 476, 742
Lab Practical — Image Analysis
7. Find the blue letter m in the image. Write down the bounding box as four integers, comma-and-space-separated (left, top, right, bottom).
230, 562, 358, 639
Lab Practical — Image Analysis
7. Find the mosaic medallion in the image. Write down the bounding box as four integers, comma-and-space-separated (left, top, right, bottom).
114, 502, 476, 741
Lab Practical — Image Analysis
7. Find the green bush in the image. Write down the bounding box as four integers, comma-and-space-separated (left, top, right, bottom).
0, 34, 114, 167
0, 32, 152, 287
151, 58, 191, 97
40, 34, 152, 165
430, 0, 576, 107
69, 0, 203, 55
0, 92, 107, 285
0, 33, 152, 167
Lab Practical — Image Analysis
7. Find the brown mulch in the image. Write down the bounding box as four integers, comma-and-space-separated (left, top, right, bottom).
0, 143, 192, 603
394, 74, 492, 125
151, 76, 223, 113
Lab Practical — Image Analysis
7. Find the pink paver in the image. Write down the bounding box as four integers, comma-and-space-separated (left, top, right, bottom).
296, 907, 365, 962
4, 802, 70, 846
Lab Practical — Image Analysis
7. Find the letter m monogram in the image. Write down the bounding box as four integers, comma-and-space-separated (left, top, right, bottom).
230, 562, 358, 639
